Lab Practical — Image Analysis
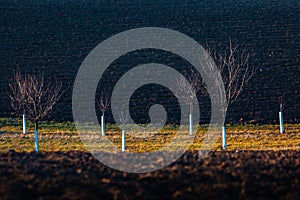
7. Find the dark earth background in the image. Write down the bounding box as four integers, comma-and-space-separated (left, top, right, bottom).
1, 150, 300, 199
0, 0, 299, 123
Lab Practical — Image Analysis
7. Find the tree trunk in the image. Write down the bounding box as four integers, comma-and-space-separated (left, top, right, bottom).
101, 112, 105, 136
279, 111, 284, 134
122, 130, 126, 152
189, 113, 193, 135
35, 121, 39, 152
222, 126, 226, 149
189, 104, 193, 135
220, 106, 227, 149
23, 114, 26, 134
35, 121, 38, 132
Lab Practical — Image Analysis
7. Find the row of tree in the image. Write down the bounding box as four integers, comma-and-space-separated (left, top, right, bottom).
176, 39, 255, 148
8, 39, 255, 150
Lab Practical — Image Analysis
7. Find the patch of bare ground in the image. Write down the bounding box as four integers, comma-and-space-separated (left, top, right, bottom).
0, 150, 299, 199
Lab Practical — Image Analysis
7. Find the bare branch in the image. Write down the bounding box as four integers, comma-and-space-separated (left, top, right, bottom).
118, 105, 129, 130
206, 39, 255, 114
8, 70, 66, 122
202, 39, 255, 122
98, 92, 111, 113
176, 69, 206, 113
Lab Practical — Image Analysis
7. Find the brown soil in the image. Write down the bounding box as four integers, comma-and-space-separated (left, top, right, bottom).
0, 150, 300, 199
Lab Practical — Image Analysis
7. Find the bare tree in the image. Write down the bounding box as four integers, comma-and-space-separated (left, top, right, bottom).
176, 69, 206, 135
98, 92, 111, 114
119, 108, 128, 130
98, 92, 111, 136
118, 106, 128, 152
8, 70, 65, 133
206, 39, 255, 148
176, 69, 206, 114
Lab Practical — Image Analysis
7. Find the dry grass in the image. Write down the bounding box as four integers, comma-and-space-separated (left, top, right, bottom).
0, 118, 299, 152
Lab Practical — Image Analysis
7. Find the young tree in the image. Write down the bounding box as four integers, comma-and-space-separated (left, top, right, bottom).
118, 107, 128, 152
207, 39, 255, 148
8, 70, 65, 150
98, 92, 111, 136
176, 69, 206, 135
279, 96, 285, 134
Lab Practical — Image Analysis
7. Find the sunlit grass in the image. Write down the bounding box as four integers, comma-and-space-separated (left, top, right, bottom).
0, 118, 299, 152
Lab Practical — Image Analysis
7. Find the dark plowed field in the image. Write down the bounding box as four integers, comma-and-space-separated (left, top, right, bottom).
1, 0, 299, 123
1, 150, 299, 199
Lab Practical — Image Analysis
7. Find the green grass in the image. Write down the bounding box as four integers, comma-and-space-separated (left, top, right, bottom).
0, 118, 299, 152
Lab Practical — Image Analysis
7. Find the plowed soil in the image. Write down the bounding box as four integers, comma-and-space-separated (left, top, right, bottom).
1, 150, 300, 199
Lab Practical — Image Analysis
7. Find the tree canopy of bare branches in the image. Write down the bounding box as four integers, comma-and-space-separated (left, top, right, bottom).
98, 92, 111, 114
8, 70, 65, 124
208, 39, 255, 115
118, 105, 129, 131
176, 69, 206, 113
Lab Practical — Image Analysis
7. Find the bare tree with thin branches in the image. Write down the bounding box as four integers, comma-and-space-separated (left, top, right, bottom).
98, 92, 111, 136
176, 69, 206, 134
118, 106, 128, 152
206, 39, 255, 148
176, 69, 206, 114
8, 70, 66, 134
215, 39, 255, 115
